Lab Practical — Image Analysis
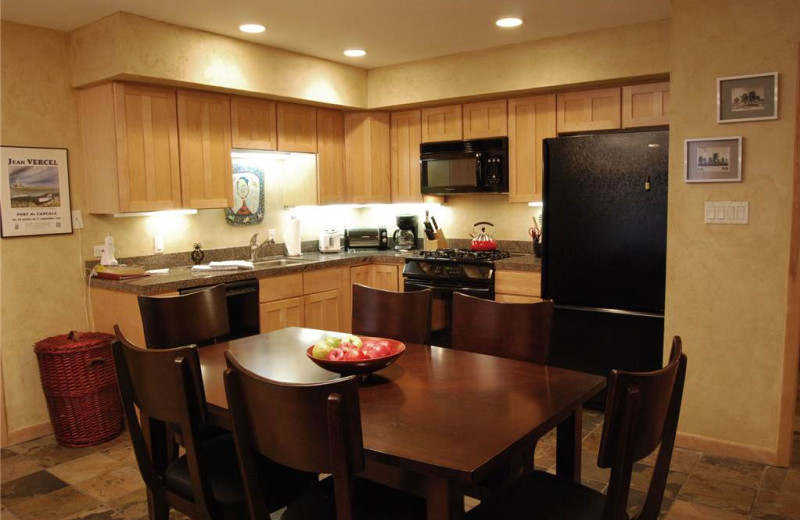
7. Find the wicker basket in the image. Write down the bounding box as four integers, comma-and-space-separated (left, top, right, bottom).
34, 331, 123, 447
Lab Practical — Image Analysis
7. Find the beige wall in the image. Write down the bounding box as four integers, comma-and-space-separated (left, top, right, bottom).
665, 0, 800, 462
367, 21, 670, 108
70, 13, 368, 108
0, 22, 89, 437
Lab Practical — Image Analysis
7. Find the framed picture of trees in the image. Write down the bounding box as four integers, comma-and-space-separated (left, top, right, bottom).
717, 72, 778, 123
684, 137, 742, 183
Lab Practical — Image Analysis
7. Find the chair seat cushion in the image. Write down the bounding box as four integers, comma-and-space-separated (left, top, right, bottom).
281, 475, 426, 520
164, 434, 316, 510
466, 470, 620, 520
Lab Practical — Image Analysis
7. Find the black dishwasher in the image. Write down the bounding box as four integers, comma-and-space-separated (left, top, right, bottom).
178, 279, 260, 340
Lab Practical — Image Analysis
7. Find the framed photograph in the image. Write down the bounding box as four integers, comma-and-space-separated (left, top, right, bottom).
717, 72, 778, 123
0, 146, 73, 237
684, 137, 742, 183
225, 156, 265, 226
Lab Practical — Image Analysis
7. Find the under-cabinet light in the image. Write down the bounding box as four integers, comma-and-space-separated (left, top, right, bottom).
528, 202, 543, 207
113, 209, 198, 218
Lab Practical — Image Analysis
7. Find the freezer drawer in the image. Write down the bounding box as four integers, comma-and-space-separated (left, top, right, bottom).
548, 305, 664, 408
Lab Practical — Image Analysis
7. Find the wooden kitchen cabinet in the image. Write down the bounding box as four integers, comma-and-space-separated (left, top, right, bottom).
390, 110, 423, 203
557, 87, 621, 133
177, 90, 234, 209
303, 267, 351, 332
421, 104, 462, 142
350, 264, 399, 292
317, 109, 347, 205
508, 95, 556, 203
90, 287, 179, 346
231, 96, 277, 150
463, 99, 508, 139
495, 271, 542, 302
304, 290, 341, 331
277, 103, 317, 152
260, 297, 304, 332
345, 112, 391, 204
622, 82, 670, 128
79, 82, 182, 214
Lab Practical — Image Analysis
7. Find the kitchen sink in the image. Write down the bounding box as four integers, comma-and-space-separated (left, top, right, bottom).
253, 257, 313, 267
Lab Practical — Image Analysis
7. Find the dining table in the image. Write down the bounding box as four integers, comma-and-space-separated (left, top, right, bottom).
198, 327, 606, 520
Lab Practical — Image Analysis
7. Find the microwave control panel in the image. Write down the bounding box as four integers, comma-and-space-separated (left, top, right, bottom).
485, 157, 502, 185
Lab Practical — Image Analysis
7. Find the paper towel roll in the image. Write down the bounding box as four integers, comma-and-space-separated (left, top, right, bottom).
285, 217, 301, 256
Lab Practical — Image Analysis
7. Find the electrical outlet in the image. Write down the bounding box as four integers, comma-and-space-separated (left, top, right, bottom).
154, 236, 165, 254
268, 228, 276, 242
71, 210, 84, 229
93, 245, 105, 257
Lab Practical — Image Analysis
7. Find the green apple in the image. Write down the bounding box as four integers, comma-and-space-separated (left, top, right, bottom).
340, 334, 363, 348
312, 337, 340, 359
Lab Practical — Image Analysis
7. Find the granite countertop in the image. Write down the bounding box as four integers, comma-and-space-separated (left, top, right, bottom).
88, 248, 540, 295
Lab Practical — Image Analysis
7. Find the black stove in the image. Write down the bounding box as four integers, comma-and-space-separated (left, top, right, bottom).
417, 248, 511, 263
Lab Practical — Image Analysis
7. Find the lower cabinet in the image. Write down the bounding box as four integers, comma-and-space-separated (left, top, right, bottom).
494, 271, 542, 303
350, 264, 399, 292
260, 297, 304, 332
91, 287, 178, 346
304, 290, 341, 331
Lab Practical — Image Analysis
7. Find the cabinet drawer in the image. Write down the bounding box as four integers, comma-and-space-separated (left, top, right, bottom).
259, 274, 303, 302
495, 271, 541, 297
304, 267, 348, 294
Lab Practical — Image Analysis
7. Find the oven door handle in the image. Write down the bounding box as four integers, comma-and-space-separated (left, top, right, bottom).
405, 281, 492, 294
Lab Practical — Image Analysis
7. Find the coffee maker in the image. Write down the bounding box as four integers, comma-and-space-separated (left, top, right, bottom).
393, 215, 418, 251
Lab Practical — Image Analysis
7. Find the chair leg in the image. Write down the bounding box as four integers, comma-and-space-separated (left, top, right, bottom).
147, 488, 170, 520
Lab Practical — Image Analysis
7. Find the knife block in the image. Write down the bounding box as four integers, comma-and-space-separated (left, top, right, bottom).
424, 229, 447, 251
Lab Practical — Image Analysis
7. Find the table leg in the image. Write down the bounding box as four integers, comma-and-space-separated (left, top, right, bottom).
556, 408, 582, 482
426, 475, 463, 520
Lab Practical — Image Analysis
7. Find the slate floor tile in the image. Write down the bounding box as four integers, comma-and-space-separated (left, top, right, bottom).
690, 453, 767, 490
0, 471, 67, 500
3, 487, 101, 520
72, 467, 144, 503
677, 474, 757, 515
47, 453, 124, 485
1, 454, 44, 483
751, 488, 800, 520
662, 499, 750, 520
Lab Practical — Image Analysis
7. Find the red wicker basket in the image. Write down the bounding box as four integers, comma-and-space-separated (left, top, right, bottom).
34, 331, 122, 447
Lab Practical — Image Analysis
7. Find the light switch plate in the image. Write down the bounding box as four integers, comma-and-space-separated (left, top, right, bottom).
704, 201, 749, 224
71, 209, 83, 229
154, 235, 165, 254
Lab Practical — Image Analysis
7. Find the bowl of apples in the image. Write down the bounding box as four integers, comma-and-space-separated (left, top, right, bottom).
306, 334, 405, 376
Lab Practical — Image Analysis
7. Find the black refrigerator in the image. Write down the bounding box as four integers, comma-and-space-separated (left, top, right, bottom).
542, 130, 668, 408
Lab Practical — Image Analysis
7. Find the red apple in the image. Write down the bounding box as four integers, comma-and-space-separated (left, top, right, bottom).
345, 348, 366, 361
327, 348, 346, 361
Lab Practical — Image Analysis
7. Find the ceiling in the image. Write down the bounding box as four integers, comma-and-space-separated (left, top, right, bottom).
0, 0, 670, 69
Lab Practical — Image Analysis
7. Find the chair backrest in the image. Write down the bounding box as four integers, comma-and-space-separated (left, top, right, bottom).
224, 349, 364, 520
451, 292, 554, 364
597, 336, 687, 520
352, 284, 432, 345
138, 284, 230, 349
112, 325, 218, 515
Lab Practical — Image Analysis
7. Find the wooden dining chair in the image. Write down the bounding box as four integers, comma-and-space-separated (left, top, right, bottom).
138, 284, 229, 349
352, 284, 432, 345
113, 326, 313, 520
224, 350, 426, 520
451, 293, 554, 364
465, 336, 688, 520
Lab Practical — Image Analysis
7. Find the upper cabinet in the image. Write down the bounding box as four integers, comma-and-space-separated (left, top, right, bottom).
80, 83, 182, 214
345, 112, 391, 204
177, 90, 234, 209
421, 104, 462, 142
277, 103, 317, 152
557, 87, 621, 133
622, 82, 670, 128
390, 110, 423, 203
231, 96, 277, 150
463, 99, 508, 139
317, 109, 347, 205
508, 95, 556, 203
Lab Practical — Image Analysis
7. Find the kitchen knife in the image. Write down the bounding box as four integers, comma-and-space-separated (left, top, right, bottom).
431, 216, 438, 231
424, 221, 435, 240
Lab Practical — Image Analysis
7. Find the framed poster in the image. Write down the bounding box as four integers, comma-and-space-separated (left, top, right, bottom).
225, 156, 265, 226
684, 137, 742, 183
717, 72, 778, 123
1, 146, 73, 237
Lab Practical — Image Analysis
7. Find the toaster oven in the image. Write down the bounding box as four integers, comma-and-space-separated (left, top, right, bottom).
344, 227, 389, 250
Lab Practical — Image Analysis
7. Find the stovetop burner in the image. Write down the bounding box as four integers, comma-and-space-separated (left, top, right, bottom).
418, 248, 511, 262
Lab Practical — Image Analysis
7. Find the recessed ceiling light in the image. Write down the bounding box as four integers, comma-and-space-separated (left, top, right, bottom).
239, 24, 266, 34
343, 49, 367, 57
496, 17, 523, 28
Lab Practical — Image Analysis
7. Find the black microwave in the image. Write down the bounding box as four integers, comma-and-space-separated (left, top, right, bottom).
420, 137, 508, 194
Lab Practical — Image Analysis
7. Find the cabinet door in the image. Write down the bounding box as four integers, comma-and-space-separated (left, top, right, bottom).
260, 297, 304, 333
231, 96, 277, 150
345, 112, 391, 203
556, 88, 621, 133
421, 105, 462, 142
277, 103, 317, 152
372, 265, 399, 292
304, 290, 341, 331
390, 110, 423, 203
351, 265, 372, 288
317, 109, 347, 204
494, 271, 542, 297
622, 82, 670, 128
110, 83, 182, 213
508, 95, 556, 203
177, 90, 233, 209
463, 100, 507, 139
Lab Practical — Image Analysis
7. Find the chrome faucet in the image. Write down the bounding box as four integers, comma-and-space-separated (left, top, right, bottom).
249, 233, 275, 261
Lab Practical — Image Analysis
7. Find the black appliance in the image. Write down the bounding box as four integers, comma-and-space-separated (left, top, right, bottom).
403, 249, 511, 346
420, 138, 508, 194
178, 279, 260, 341
542, 130, 668, 408
344, 227, 389, 251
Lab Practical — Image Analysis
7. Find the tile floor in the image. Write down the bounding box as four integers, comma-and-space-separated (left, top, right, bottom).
1, 405, 799, 520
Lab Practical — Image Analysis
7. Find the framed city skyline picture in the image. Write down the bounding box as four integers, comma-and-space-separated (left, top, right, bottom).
684, 137, 743, 183
717, 72, 778, 123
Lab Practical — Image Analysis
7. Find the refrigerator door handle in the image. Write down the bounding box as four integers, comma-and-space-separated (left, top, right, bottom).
554, 304, 663, 319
